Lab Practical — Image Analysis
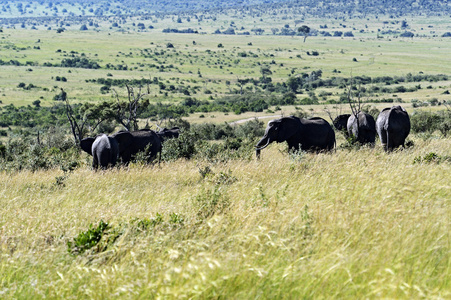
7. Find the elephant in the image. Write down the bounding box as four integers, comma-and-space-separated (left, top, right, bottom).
376, 105, 411, 151
111, 129, 162, 164
80, 132, 132, 169
333, 114, 351, 137
255, 116, 335, 158
156, 127, 180, 142
347, 112, 376, 145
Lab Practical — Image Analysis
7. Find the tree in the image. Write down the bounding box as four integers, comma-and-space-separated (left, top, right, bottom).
344, 77, 367, 136
401, 20, 408, 29
298, 25, 310, 42
64, 89, 116, 144
113, 84, 150, 131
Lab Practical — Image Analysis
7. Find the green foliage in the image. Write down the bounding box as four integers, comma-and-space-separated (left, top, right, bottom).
194, 186, 230, 219
136, 213, 164, 230
67, 220, 110, 255
161, 119, 264, 162
68, 213, 186, 256
289, 148, 307, 162
411, 110, 451, 136
413, 152, 451, 164
0, 133, 79, 172
161, 131, 200, 161
60, 57, 100, 69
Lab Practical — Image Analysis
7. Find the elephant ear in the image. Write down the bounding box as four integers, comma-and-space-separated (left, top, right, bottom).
80, 137, 95, 156
113, 131, 134, 154
276, 117, 297, 142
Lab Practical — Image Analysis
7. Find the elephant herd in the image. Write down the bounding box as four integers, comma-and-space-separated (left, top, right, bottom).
80, 105, 410, 169
256, 105, 411, 158
80, 127, 180, 169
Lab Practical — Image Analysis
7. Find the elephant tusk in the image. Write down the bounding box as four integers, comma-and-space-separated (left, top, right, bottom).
255, 138, 271, 151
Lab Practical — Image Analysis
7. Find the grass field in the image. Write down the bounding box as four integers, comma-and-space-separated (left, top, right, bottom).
0, 136, 449, 298
1, 28, 450, 111
0, 9, 451, 298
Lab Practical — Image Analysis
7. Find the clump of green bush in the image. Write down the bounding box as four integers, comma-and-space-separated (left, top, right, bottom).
161, 118, 264, 162
0, 131, 79, 172
413, 152, 451, 164
67, 213, 185, 256
67, 220, 110, 255
410, 110, 451, 136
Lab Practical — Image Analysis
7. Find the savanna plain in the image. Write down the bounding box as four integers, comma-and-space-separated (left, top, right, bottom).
0, 4, 451, 299
1, 140, 450, 298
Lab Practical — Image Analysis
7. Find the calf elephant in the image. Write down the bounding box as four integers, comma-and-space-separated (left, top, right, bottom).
112, 129, 162, 164
347, 112, 376, 145
255, 116, 335, 158
333, 114, 351, 137
80, 132, 132, 169
376, 105, 411, 151
157, 127, 180, 142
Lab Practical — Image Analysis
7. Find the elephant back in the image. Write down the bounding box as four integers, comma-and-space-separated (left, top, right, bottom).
92, 134, 119, 169
387, 106, 410, 135
348, 112, 376, 131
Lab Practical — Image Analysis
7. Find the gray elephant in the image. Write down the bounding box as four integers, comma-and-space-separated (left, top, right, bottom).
347, 112, 376, 145
376, 105, 411, 151
80, 132, 132, 169
255, 116, 335, 158
157, 127, 180, 142
112, 129, 162, 164
333, 114, 351, 137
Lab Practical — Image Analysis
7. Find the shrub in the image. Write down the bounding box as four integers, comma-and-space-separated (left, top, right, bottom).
67, 220, 109, 255
410, 111, 445, 134
161, 131, 200, 161
413, 152, 451, 164
194, 186, 230, 219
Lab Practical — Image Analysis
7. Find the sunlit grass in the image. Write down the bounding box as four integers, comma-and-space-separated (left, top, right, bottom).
0, 136, 449, 298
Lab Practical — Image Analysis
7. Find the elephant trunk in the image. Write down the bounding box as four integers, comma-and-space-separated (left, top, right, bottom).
255, 136, 272, 159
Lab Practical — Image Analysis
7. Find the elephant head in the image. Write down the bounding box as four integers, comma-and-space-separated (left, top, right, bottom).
255, 118, 291, 151
157, 127, 180, 142
255, 116, 335, 158
333, 114, 351, 137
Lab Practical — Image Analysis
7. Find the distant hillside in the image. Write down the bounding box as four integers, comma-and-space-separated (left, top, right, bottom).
0, 0, 449, 19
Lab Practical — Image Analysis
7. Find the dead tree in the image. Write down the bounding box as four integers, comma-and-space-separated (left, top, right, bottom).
346, 79, 364, 118
113, 84, 150, 131
64, 90, 115, 144
65, 96, 85, 144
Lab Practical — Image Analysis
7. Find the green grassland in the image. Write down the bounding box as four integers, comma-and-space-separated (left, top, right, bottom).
0, 6, 451, 299
0, 21, 450, 118
0, 137, 450, 298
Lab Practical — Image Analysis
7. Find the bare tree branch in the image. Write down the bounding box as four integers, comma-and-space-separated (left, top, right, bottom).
113, 84, 150, 131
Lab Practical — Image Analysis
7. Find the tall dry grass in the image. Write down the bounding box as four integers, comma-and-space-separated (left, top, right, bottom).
0, 137, 450, 299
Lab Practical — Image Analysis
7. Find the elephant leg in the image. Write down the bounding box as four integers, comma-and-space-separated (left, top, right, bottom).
111, 154, 117, 168
379, 130, 387, 151
92, 154, 99, 170
386, 131, 394, 151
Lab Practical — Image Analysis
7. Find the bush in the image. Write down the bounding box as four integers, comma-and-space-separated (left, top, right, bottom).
194, 186, 230, 219
161, 131, 200, 161
67, 220, 110, 255
413, 152, 451, 164
0, 131, 79, 172
410, 110, 449, 134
